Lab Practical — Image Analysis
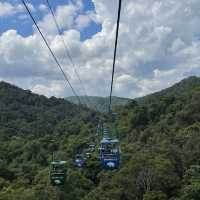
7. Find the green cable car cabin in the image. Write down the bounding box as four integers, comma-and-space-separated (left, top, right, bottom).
85, 144, 96, 158
50, 160, 67, 186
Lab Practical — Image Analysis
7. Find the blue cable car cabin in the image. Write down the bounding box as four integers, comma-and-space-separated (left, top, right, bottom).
50, 160, 67, 186
100, 138, 120, 169
75, 154, 85, 168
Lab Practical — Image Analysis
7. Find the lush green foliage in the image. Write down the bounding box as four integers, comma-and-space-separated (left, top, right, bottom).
1, 76, 200, 200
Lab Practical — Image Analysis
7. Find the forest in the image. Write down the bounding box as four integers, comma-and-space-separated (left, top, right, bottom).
1, 76, 200, 200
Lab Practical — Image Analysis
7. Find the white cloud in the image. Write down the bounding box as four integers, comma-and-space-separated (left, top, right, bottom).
75, 14, 91, 30
168, 38, 186, 54
32, 81, 65, 97
0, 2, 22, 17
26, 3, 36, 13
0, 2, 35, 17
38, 4, 48, 12
38, 4, 78, 35
1, 0, 200, 98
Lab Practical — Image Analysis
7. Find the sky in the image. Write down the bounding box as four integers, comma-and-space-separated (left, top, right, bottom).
1, 0, 200, 98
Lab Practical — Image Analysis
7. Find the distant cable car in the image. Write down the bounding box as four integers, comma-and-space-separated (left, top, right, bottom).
84, 144, 96, 159
50, 160, 67, 186
75, 154, 85, 168
111, 112, 117, 122
103, 127, 109, 139
100, 138, 120, 169
85, 152, 91, 159
88, 144, 95, 152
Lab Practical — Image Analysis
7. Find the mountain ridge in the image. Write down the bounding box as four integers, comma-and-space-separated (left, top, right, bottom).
1, 76, 200, 199
66, 95, 131, 112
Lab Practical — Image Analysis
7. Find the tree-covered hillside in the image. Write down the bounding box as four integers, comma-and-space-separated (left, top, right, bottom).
0, 81, 99, 200
1, 76, 200, 200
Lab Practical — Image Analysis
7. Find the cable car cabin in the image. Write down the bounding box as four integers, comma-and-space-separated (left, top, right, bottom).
103, 128, 109, 137
89, 144, 95, 152
75, 154, 85, 168
111, 112, 117, 122
50, 160, 67, 186
85, 152, 91, 159
85, 144, 96, 158
87, 144, 95, 153
100, 138, 120, 169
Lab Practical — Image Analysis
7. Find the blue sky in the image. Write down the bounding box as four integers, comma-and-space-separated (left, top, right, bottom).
0, 0, 101, 40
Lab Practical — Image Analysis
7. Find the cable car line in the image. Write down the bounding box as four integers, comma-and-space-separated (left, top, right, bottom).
22, 0, 122, 175
108, 0, 122, 113
46, 0, 98, 111
99, 0, 122, 170
22, 0, 83, 106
